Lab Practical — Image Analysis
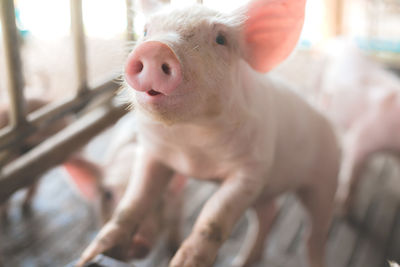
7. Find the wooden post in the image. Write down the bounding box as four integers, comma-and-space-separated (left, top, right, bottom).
0, 102, 128, 203
335, 0, 344, 36
70, 0, 88, 95
0, 79, 118, 154
324, 0, 344, 38
0, 0, 27, 130
125, 0, 135, 42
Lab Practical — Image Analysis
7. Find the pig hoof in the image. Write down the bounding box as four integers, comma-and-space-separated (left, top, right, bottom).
337, 196, 355, 218
0, 214, 9, 229
344, 198, 356, 216
335, 192, 354, 217
167, 243, 179, 257
22, 203, 33, 217
232, 253, 262, 267
130, 237, 151, 259
166, 237, 180, 256
131, 245, 150, 259
169, 246, 211, 267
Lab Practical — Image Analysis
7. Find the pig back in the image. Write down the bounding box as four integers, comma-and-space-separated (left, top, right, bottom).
265, 77, 340, 192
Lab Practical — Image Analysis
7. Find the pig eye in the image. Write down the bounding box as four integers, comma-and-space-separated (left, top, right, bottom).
215, 34, 226, 45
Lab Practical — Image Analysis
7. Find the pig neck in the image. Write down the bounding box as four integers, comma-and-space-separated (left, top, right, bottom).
136, 63, 278, 172
136, 98, 261, 150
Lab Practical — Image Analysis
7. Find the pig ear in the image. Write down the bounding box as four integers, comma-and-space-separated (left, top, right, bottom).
241, 0, 306, 72
63, 157, 103, 201
136, 0, 170, 16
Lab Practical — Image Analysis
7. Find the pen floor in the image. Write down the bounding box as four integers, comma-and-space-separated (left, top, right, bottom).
1, 148, 399, 267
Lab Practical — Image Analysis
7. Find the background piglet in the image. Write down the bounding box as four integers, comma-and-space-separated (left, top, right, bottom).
77, 1, 340, 267
312, 41, 400, 212
0, 98, 68, 223
64, 114, 186, 260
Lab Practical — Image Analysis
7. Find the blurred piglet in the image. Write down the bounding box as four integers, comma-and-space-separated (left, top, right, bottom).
314, 41, 400, 212
77, 1, 340, 267
64, 114, 186, 260
0, 98, 68, 222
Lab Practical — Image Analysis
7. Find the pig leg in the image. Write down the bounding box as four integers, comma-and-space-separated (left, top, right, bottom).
129, 208, 164, 259
337, 136, 370, 215
0, 202, 9, 225
169, 176, 263, 267
164, 194, 183, 256
164, 174, 186, 255
22, 181, 39, 214
337, 118, 383, 214
76, 152, 173, 267
129, 173, 186, 259
339, 95, 400, 213
297, 180, 337, 267
232, 199, 278, 267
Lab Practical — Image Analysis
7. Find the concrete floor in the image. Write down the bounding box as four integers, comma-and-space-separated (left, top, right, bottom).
0, 132, 399, 267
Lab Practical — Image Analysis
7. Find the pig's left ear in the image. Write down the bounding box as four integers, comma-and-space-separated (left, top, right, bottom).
63, 156, 103, 201
240, 0, 306, 72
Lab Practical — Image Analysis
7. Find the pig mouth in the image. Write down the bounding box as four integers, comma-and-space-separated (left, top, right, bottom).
147, 89, 163, 96
136, 87, 187, 108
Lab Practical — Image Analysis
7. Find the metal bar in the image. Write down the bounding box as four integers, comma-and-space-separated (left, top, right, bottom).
125, 0, 135, 42
0, 0, 27, 129
70, 0, 88, 95
0, 102, 128, 203
0, 79, 119, 154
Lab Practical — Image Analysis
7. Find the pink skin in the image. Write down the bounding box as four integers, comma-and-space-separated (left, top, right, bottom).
313, 44, 400, 212
76, 1, 340, 267
64, 118, 186, 260
125, 41, 183, 97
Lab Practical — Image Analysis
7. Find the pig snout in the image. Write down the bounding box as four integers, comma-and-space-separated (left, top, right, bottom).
125, 41, 182, 96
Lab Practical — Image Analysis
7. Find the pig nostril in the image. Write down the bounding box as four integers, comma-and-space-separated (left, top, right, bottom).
126, 41, 182, 94
133, 61, 144, 74
161, 63, 171, 75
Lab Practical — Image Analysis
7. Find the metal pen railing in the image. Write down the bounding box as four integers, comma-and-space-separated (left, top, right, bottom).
0, 0, 133, 203
0, 0, 27, 131
71, 0, 89, 95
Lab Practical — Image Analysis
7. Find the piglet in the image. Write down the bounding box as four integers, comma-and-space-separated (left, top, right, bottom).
313, 41, 400, 212
64, 114, 186, 260
0, 98, 67, 221
77, 1, 340, 267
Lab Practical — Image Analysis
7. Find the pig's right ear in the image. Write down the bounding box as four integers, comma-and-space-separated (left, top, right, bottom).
63, 156, 103, 201
136, 0, 170, 16
239, 0, 306, 72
